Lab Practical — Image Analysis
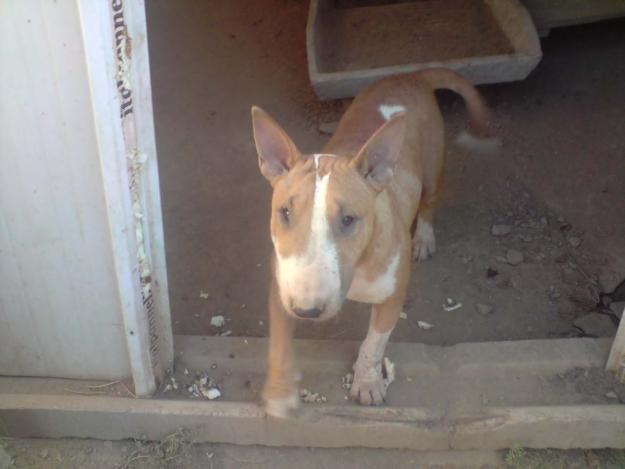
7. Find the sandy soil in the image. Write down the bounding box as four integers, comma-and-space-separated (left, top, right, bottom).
319, 0, 512, 72
147, 0, 625, 344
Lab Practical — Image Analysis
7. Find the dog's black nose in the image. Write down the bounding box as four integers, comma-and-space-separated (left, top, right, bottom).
293, 307, 322, 319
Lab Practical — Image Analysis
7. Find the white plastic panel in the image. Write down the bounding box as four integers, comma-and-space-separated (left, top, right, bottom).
0, 1, 133, 379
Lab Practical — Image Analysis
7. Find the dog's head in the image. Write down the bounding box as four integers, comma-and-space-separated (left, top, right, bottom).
252, 106, 406, 321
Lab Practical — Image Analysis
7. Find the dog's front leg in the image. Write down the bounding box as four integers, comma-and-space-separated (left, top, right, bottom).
350, 294, 403, 405
263, 273, 298, 418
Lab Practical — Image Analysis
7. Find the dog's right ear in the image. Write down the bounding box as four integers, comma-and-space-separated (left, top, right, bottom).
251, 106, 300, 184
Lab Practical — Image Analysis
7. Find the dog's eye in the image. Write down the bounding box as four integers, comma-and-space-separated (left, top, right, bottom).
341, 215, 355, 228
279, 206, 290, 224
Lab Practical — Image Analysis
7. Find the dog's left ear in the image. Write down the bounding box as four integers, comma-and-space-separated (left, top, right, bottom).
251, 106, 300, 184
350, 113, 406, 191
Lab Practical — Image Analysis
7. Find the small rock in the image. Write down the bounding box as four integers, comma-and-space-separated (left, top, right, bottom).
40, 448, 49, 459
300, 388, 326, 403
605, 391, 618, 399
201, 387, 221, 400
220, 330, 232, 336
210, 315, 225, 327
506, 249, 524, 266
475, 303, 494, 316
598, 270, 621, 293
609, 302, 625, 319
443, 298, 462, 311
318, 121, 338, 135
568, 236, 582, 248
417, 320, 434, 330
574, 313, 617, 337
491, 224, 512, 236
399, 311, 407, 320
199, 291, 210, 299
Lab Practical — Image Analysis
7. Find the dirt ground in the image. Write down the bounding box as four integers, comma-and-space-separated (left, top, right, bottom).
320, 0, 513, 72
4, 436, 625, 469
147, 0, 625, 344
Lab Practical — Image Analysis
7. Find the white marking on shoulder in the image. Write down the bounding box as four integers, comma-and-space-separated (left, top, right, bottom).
347, 251, 400, 303
379, 104, 406, 121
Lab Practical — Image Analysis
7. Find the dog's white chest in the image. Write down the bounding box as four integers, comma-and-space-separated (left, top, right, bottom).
346, 252, 400, 304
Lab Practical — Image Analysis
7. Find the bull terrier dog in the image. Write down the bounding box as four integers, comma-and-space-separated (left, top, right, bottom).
251, 68, 495, 418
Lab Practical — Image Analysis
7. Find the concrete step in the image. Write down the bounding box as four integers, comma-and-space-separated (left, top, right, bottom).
1, 336, 625, 450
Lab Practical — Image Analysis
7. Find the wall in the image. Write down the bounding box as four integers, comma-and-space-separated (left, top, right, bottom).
0, 1, 134, 379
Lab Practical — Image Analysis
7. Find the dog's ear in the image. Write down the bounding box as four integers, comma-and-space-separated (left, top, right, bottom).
251, 106, 300, 184
350, 113, 406, 191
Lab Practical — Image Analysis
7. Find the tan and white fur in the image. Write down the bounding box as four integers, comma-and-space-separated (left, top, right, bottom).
251, 68, 496, 418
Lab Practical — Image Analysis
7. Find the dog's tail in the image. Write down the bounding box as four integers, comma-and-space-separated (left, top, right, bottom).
419, 68, 500, 152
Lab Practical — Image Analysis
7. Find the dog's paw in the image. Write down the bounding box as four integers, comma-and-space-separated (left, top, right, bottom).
413, 219, 436, 261
350, 368, 386, 406
412, 234, 436, 261
264, 390, 299, 418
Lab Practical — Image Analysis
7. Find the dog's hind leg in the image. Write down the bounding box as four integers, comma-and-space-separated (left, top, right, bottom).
412, 145, 444, 261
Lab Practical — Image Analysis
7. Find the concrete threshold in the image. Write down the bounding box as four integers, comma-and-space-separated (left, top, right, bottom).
1, 336, 625, 450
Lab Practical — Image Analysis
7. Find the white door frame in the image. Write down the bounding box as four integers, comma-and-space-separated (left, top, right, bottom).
77, 0, 173, 396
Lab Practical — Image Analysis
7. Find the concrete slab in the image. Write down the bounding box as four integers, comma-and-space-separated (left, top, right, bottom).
2, 336, 625, 449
